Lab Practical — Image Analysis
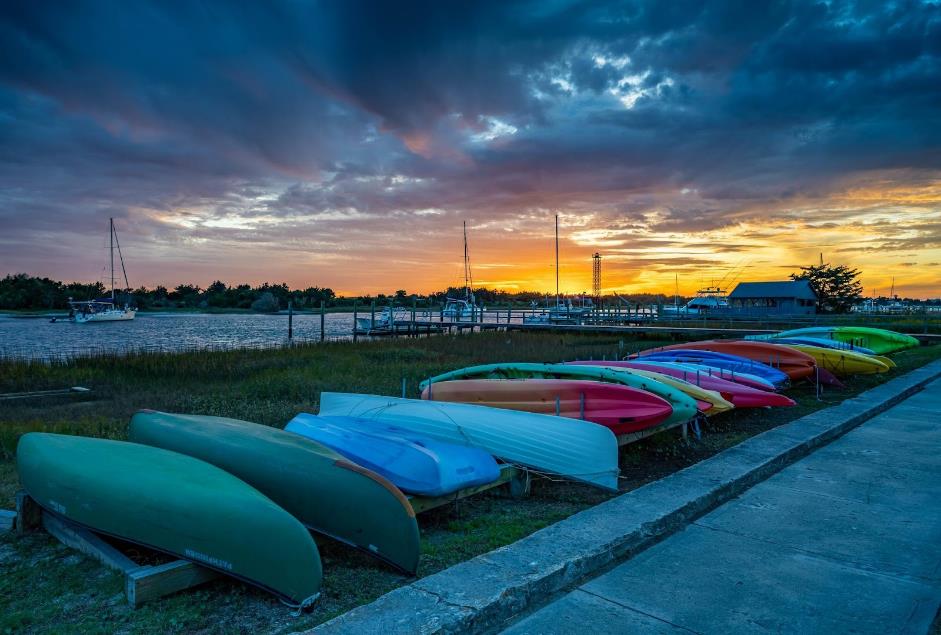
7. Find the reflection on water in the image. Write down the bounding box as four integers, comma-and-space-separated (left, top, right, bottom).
0, 312, 357, 361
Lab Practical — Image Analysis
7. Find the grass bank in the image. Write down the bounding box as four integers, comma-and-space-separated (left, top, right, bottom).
1, 332, 939, 634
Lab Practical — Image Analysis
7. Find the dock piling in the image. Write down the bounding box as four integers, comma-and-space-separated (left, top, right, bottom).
287, 301, 293, 341
352, 301, 358, 342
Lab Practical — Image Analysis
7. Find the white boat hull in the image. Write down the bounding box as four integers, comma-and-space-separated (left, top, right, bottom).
73, 309, 136, 323
318, 393, 619, 491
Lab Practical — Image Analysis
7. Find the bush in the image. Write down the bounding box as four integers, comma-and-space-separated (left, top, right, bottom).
251, 292, 280, 313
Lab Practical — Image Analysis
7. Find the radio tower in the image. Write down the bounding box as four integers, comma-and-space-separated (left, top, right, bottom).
592, 252, 602, 300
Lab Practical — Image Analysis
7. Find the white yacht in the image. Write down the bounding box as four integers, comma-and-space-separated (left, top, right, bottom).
659, 286, 728, 316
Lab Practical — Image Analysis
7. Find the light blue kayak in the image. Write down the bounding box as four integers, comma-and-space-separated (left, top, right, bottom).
759, 337, 876, 356
636, 350, 791, 389
286, 414, 501, 497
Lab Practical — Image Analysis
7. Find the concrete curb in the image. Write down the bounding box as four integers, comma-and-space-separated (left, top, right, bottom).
307, 359, 941, 635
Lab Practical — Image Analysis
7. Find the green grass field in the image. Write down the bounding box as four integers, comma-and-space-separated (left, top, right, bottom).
1, 332, 938, 634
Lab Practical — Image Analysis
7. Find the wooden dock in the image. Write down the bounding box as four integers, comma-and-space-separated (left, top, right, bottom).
353, 314, 939, 346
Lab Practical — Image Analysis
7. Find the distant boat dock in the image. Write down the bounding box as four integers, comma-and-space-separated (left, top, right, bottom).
352, 303, 941, 345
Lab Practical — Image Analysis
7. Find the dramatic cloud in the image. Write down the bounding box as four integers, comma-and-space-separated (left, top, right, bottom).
1, 0, 939, 296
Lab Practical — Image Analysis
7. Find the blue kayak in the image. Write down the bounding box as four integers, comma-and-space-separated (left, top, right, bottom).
637, 350, 791, 389
766, 337, 876, 356
285, 414, 501, 497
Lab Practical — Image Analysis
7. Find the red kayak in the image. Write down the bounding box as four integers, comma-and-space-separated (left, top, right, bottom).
566, 361, 796, 409
420, 378, 673, 435
641, 340, 817, 382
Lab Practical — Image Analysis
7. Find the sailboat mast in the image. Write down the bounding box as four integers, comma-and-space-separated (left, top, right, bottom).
110, 217, 115, 302
555, 214, 559, 305
463, 221, 470, 301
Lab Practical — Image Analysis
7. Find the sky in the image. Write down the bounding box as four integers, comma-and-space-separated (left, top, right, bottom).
1, 1, 940, 298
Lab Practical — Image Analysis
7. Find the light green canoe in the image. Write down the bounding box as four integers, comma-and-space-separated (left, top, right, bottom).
420, 363, 700, 426
129, 411, 421, 574
17, 432, 322, 605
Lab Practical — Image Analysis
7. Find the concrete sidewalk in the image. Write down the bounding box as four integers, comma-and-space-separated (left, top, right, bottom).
503, 380, 941, 634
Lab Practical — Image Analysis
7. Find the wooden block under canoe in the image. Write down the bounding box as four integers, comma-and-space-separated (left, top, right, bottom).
407, 466, 530, 514
15, 490, 219, 607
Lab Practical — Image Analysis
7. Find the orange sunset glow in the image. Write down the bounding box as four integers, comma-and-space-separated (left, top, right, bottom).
1, 3, 939, 298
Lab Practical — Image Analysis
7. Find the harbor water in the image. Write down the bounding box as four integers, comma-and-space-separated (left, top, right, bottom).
0, 312, 358, 361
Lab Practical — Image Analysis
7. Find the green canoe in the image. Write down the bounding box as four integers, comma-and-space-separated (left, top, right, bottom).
129, 411, 421, 575
16, 433, 322, 605
420, 363, 700, 426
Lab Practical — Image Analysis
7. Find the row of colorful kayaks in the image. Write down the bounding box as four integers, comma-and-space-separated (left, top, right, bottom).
15, 326, 917, 607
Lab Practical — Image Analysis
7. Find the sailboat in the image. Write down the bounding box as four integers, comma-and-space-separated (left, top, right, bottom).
442, 222, 483, 321
69, 218, 136, 323
523, 215, 593, 325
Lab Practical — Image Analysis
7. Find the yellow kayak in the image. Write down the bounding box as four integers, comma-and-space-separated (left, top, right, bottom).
589, 364, 734, 416
874, 355, 897, 368
783, 344, 889, 376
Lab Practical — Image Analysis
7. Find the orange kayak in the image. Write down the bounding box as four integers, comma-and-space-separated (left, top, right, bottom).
642, 340, 817, 381
421, 378, 673, 435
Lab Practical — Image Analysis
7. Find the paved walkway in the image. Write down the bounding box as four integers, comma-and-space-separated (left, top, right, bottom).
503, 379, 941, 634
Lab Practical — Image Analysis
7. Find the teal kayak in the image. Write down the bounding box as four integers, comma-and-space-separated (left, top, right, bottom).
420, 363, 700, 426
747, 326, 919, 354
129, 411, 421, 575
17, 433, 322, 606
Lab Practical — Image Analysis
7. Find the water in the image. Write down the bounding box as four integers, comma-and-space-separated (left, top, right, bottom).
0, 312, 358, 361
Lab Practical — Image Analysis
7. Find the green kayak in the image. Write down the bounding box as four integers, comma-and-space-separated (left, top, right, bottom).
420, 363, 700, 427
749, 326, 919, 354
16, 433, 322, 605
129, 411, 421, 574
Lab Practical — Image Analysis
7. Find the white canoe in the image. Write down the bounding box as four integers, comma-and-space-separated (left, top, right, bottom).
318, 393, 620, 491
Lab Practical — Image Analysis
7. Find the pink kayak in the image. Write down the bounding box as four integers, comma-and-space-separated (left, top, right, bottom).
420, 378, 674, 435
567, 361, 795, 408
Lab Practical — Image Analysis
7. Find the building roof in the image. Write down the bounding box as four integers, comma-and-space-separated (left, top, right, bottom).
728, 280, 817, 300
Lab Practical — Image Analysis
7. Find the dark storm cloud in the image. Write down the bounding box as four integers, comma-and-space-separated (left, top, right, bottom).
1, 0, 940, 278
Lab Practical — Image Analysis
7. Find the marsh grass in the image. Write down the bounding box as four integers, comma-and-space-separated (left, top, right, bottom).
1, 332, 939, 634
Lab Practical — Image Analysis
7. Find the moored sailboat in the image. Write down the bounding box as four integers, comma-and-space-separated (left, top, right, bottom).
442, 221, 484, 321
69, 218, 136, 323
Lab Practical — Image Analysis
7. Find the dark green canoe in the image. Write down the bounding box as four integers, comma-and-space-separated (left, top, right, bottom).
16, 432, 322, 605
129, 410, 421, 574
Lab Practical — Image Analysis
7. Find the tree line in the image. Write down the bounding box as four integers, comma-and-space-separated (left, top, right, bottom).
0, 273, 680, 312
4, 264, 929, 313
0, 274, 337, 311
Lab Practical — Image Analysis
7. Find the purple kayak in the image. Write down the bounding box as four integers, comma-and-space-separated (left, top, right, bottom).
632, 349, 791, 389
